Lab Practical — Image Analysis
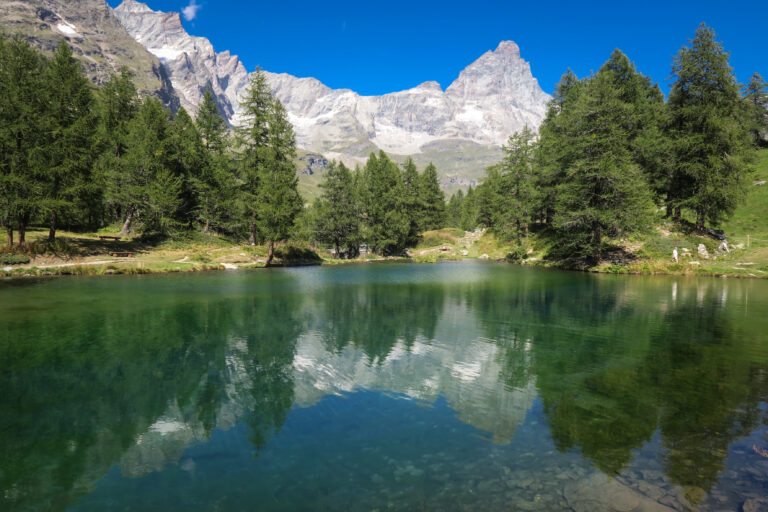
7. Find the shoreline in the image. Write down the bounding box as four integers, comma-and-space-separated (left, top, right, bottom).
2, 255, 765, 281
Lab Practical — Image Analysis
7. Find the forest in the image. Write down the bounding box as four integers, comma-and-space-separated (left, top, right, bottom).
1, 24, 766, 266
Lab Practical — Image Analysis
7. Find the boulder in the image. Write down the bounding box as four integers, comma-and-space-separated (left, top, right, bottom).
564, 473, 676, 512
697, 244, 709, 259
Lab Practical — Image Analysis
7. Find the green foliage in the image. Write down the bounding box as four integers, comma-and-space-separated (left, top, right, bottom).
482, 126, 537, 243
667, 24, 755, 229
418, 163, 446, 231
744, 72, 768, 147
236, 68, 302, 263
361, 152, 409, 255
0, 254, 30, 265
312, 161, 360, 257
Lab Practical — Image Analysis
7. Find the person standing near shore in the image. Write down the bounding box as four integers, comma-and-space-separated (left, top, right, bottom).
672, 247, 679, 263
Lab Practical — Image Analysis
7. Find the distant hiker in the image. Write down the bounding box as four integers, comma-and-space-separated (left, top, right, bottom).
719, 240, 730, 253
672, 247, 679, 263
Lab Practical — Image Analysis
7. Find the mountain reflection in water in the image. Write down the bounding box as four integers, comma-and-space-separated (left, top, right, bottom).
1, 262, 767, 511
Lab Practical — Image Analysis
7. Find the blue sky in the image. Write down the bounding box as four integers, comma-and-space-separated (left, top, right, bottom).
108, 0, 767, 96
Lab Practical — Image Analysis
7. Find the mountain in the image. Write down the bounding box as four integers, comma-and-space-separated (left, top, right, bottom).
112, 0, 248, 122
112, 0, 551, 190
0, 0, 177, 107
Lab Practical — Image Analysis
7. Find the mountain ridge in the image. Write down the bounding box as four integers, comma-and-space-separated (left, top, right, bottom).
112, 0, 551, 185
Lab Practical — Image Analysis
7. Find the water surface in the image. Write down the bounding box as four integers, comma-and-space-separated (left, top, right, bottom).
2, 262, 768, 511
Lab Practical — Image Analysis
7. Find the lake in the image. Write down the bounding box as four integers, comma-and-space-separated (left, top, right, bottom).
2, 262, 767, 511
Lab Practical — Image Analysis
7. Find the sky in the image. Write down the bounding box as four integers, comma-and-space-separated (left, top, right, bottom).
107, 0, 767, 97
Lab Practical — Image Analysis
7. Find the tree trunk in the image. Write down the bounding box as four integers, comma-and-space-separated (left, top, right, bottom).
696, 209, 706, 231
48, 211, 57, 243
119, 207, 134, 236
17, 216, 27, 247
673, 207, 681, 222
6, 226, 13, 247
203, 218, 210, 234
249, 210, 258, 246
335, 241, 340, 259
265, 240, 275, 267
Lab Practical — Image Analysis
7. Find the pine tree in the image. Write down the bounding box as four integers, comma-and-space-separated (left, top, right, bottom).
598, 49, 670, 206
41, 41, 97, 242
97, 68, 139, 229
491, 126, 537, 243
402, 157, 421, 245
255, 99, 302, 265
167, 107, 205, 227
535, 70, 584, 227
668, 24, 754, 230
195, 86, 233, 233
235, 68, 274, 246
0, 36, 48, 246
361, 152, 409, 255
460, 186, 478, 231
117, 97, 179, 235
446, 190, 464, 228
418, 163, 446, 231
314, 161, 360, 257
553, 70, 654, 262
744, 73, 768, 147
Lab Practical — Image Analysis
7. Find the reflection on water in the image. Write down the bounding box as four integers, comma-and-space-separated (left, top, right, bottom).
1, 263, 768, 511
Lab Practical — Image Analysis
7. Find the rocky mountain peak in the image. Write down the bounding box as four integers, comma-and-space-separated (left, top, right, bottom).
116, 0, 153, 14
414, 81, 443, 92
113, 1, 249, 122
112, 1, 551, 185
494, 40, 521, 58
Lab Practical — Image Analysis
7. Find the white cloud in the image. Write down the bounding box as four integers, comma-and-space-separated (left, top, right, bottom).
181, 0, 202, 21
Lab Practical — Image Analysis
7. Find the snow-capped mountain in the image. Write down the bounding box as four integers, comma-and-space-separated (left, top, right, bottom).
112, 0, 551, 165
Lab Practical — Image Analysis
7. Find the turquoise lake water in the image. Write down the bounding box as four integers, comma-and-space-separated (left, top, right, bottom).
1, 262, 768, 511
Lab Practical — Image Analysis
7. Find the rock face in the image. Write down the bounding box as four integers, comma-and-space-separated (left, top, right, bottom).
113, 0, 249, 122
0, 0, 177, 108
112, 0, 551, 183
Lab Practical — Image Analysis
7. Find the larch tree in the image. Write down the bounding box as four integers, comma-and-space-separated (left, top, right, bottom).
417, 163, 446, 231
492, 126, 537, 243
744, 72, 768, 147
553, 70, 654, 263
42, 41, 97, 242
235, 68, 273, 246
195, 86, 232, 233
668, 24, 754, 230
314, 161, 360, 257
361, 152, 409, 255
0, 36, 48, 247
254, 99, 302, 266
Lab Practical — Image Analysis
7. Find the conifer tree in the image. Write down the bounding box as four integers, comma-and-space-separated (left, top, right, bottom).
668, 24, 754, 230
41, 41, 97, 241
167, 107, 205, 227
0, 36, 48, 246
236, 68, 273, 246
195, 86, 232, 233
491, 126, 537, 243
117, 97, 179, 234
446, 190, 464, 228
460, 186, 478, 231
255, 99, 302, 265
744, 73, 768, 147
553, 71, 654, 262
418, 163, 446, 231
314, 161, 360, 257
361, 152, 409, 255
97, 68, 139, 229
402, 157, 422, 245
535, 70, 583, 226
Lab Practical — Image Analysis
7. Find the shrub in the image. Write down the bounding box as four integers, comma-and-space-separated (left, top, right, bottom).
505, 245, 528, 262
0, 254, 30, 265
